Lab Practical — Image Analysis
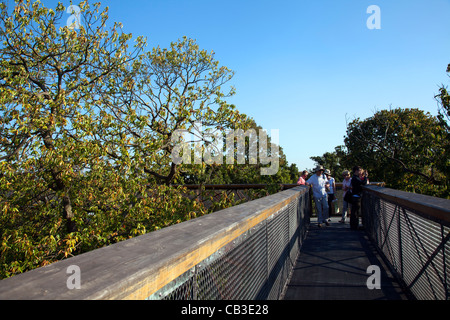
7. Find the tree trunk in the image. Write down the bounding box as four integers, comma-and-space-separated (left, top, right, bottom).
63, 195, 76, 233
42, 129, 76, 233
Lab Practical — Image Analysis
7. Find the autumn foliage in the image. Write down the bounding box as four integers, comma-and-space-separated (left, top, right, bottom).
0, 1, 299, 279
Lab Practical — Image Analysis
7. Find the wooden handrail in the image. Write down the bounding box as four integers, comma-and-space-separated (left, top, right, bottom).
363, 185, 450, 224
0, 186, 310, 300
172, 182, 385, 190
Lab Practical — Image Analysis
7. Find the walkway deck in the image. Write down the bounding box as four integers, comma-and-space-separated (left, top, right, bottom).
283, 217, 408, 300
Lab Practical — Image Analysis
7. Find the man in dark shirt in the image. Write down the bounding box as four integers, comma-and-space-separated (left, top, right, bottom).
350, 166, 369, 230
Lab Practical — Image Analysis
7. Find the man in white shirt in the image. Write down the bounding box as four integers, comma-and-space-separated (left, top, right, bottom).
306, 165, 330, 227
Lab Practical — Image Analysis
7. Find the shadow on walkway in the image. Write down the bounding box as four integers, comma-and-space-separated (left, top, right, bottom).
283, 217, 408, 300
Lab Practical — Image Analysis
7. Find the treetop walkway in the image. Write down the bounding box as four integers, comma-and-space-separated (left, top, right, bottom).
284, 216, 408, 300
0, 184, 448, 300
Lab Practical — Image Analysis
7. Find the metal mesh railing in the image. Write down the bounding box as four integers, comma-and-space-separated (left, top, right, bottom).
0, 186, 311, 300
149, 187, 311, 300
363, 186, 450, 300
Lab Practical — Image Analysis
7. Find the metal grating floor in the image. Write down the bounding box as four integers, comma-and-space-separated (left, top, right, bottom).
283, 217, 408, 300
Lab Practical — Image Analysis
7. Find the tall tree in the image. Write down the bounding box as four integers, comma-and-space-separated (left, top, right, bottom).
310, 146, 348, 182
97, 36, 251, 185
435, 63, 450, 186
0, 1, 297, 279
436, 63, 450, 127
0, 0, 145, 232
344, 108, 447, 195
0, 0, 150, 277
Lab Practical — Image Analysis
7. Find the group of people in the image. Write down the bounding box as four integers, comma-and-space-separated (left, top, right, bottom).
297, 165, 369, 229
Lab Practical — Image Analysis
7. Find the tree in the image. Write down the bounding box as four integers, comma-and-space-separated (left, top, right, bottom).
344, 108, 448, 197
98, 36, 251, 185
310, 146, 348, 182
436, 63, 450, 127
0, 0, 158, 278
435, 63, 450, 186
0, 1, 298, 279
174, 117, 298, 201
0, 0, 145, 233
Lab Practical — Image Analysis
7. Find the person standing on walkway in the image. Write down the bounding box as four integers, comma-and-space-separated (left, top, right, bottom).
339, 170, 352, 223
306, 165, 330, 227
325, 169, 336, 221
297, 170, 309, 185
350, 166, 369, 230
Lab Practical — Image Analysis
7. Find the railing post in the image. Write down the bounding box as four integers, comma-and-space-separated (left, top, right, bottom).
441, 225, 448, 300
398, 207, 404, 280
265, 218, 270, 298
193, 265, 198, 300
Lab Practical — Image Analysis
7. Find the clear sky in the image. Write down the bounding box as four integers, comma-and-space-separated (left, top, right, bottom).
40, 0, 450, 171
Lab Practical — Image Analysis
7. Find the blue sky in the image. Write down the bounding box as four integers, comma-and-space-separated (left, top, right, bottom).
41, 0, 450, 171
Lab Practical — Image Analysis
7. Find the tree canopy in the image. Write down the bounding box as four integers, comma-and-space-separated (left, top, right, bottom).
344, 108, 447, 194
309, 64, 449, 198
309, 146, 347, 182
310, 85, 449, 198
0, 1, 298, 279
